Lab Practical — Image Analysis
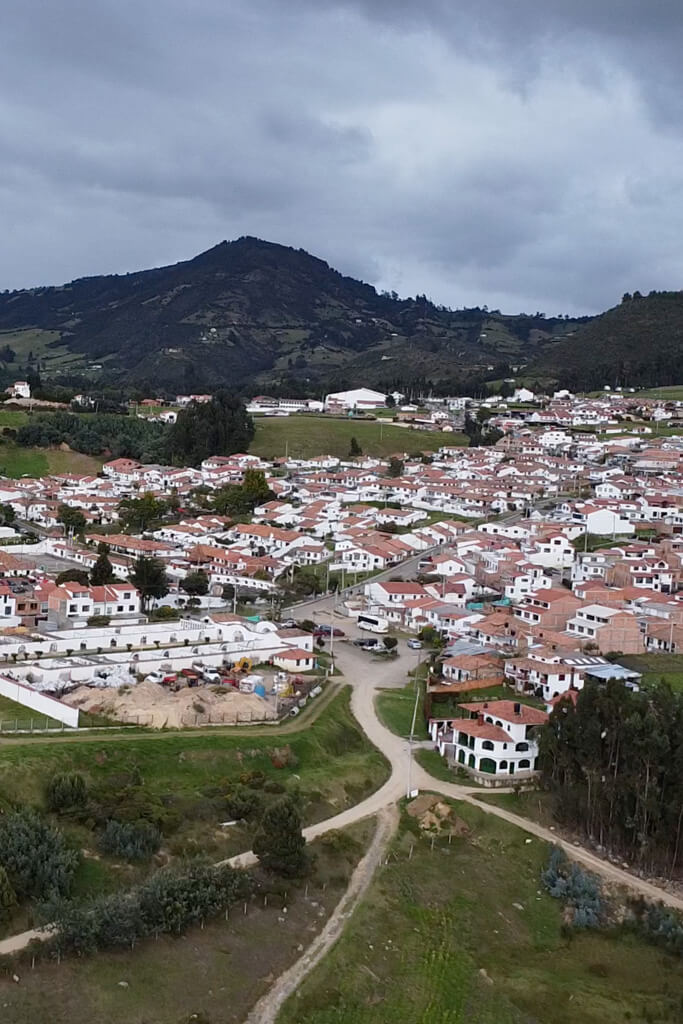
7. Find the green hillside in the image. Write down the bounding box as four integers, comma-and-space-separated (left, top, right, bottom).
0, 237, 586, 395
537, 290, 683, 391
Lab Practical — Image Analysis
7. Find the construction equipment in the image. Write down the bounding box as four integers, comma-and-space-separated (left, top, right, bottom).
236, 656, 252, 673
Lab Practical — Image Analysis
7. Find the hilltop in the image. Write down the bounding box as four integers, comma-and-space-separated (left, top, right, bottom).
537, 290, 683, 391
0, 237, 584, 395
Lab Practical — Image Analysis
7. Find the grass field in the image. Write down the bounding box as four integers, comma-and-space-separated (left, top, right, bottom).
375, 680, 428, 741
250, 415, 467, 460
278, 798, 683, 1024
0, 819, 375, 1024
635, 386, 683, 400
619, 653, 683, 693
0, 441, 102, 478
0, 687, 389, 857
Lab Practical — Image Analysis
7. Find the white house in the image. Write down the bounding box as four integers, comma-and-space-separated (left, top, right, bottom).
430, 699, 548, 780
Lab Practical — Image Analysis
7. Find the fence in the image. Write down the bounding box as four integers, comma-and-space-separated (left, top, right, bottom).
0, 717, 74, 734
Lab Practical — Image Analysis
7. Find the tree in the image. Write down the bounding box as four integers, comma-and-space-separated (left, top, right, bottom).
57, 503, 86, 536
241, 469, 273, 508
129, 556, 169, 611
253, 796, 311, 878
383, 636, 398, 652
348, 436, 362, 457
385, 394, 396, 408
387, 457, 404, 477
167, 392, 254, 466
0, 503, 15, 526
0, 865, 16, 922
180, 570, 209, 597
213, 470, 274, 518
90, 545, 116, 585
55, 568, 91, 587
118, 493, 166, 533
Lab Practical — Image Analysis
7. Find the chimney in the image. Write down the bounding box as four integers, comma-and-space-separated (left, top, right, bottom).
514, 702, 521, 715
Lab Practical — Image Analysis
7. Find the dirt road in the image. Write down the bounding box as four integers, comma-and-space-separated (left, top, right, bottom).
244, 806, 398, 1024
4, 637, 683, 961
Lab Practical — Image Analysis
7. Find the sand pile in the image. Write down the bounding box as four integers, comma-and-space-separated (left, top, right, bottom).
63, 680, 277, 729
406, 794, 470, 836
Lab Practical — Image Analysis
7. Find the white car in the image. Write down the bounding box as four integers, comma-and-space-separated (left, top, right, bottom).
407, 639, 423, 650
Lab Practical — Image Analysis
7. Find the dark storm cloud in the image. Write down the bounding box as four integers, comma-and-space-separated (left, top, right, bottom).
1, 0, 682, 314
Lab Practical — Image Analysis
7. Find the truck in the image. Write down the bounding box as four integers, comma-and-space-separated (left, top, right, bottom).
357, 613, 390, 634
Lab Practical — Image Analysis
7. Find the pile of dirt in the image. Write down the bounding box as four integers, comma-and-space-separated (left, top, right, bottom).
63, 680, 276, 729
406, 794, 470, 836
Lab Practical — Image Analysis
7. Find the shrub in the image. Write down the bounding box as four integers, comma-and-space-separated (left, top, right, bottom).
0, 865, 17, 921
0, 809, 79, 902
98, 820, 161, 862
542, 846, 605, 929
224, 785, 264, 822
45, 772, 88, 813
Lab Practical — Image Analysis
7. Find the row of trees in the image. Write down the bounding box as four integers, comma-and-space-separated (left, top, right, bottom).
540, 681, 683, 875
46, 862, 255, 957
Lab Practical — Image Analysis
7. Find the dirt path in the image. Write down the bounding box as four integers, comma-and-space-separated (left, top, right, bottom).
4, 640, 683, 960
244, 806, 399, 1024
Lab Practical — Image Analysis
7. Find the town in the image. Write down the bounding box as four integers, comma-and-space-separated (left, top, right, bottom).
0, 383, 680, 765
2, 383, 683, 1021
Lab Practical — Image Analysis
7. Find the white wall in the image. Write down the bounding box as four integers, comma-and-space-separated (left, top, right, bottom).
0, 675, 78, 727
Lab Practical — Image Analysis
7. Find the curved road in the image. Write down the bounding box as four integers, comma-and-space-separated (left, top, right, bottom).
234, 640, 683, 911
2, 638, 682, 959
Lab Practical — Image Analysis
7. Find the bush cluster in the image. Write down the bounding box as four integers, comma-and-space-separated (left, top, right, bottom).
46, 862, 255, 957
0, 810, 79, 903
97, 820, 161, 862
542, 846, 605, 929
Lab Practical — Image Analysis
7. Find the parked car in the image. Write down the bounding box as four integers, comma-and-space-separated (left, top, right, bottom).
407, 639, 423, 650
313, 625, 345, 638
280, 618, 298, 629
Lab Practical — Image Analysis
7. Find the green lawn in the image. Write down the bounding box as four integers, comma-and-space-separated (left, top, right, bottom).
0, 820, 376, 1024
250, 415, 467, 460
375, 681, 428, 741
619, 653, 683, 693
278, 799, 683, 1024
413, 747, 453, 781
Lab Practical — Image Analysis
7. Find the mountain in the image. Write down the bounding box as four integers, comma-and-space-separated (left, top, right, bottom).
0, 237, 586, 395
535, 290, 683, 391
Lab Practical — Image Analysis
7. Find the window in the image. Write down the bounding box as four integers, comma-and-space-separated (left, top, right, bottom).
482, 740, 494, 751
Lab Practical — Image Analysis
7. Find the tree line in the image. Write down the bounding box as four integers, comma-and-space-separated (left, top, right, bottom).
540, 680, 683, 876
15, 392, 254, 467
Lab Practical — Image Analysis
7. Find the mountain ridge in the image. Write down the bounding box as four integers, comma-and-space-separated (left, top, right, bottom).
2, 236, 666, 395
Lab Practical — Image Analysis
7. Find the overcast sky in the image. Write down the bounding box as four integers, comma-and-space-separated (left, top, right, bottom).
2, 1, 682, 315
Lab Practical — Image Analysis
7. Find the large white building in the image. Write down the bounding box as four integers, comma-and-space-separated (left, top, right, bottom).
324, 388, 387, 411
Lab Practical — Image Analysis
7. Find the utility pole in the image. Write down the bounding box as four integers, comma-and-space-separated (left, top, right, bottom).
406, 651, 423, 798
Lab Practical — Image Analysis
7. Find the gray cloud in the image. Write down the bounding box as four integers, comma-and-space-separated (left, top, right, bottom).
1, 0, 682, 315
